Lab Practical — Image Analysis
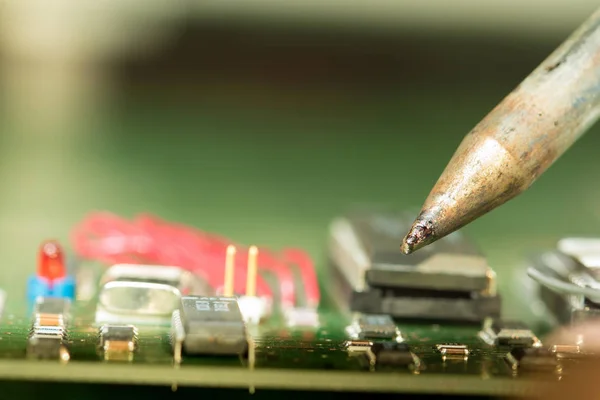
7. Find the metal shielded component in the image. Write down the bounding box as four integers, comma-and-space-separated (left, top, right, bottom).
96, 281, 181, 325
99, 281, 181, 315
173, 296, 247, 356
100, 264, 210, 295
95, 264, 209, 325
99, 324, 138, 361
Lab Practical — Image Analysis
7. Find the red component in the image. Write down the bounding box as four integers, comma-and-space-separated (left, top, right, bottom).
70, 212, 322, 308
38, 240, 66, 281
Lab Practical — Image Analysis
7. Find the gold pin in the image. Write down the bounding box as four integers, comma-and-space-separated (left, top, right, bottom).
246, 246, 258, 297
224, 245, 236, 297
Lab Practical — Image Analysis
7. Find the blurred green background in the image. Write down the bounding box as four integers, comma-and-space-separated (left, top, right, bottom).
1, 1, 600, 397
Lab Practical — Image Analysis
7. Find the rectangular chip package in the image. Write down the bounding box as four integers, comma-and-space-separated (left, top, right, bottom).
171, 296, 247, 358
328, 210, 500, 322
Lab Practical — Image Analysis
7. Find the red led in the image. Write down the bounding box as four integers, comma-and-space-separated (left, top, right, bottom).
38, 240, 66, 281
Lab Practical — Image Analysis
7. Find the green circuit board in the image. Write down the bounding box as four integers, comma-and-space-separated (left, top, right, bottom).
0, 298, 553, 397
0, 213, 587, 399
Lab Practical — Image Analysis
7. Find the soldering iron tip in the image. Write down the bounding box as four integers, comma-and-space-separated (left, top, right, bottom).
400, 237, 415, 255
400, 218, 435, 254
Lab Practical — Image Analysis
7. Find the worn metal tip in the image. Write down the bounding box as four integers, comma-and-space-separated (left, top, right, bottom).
400, 235, 416, 254
400, 219, 435, 254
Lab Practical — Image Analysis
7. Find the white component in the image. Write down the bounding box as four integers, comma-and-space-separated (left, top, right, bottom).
76, 266, 97, 302
284, 307, 319, 328
95, 280, 181, 326
237, 296, 271, 325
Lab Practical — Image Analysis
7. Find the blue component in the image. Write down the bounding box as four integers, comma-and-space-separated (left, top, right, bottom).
51, 276, 76, 300
27, 275, 51, 309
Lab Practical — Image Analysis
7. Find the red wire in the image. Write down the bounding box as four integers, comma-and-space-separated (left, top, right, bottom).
70, 212, 320, 307
282, 248, 321, 309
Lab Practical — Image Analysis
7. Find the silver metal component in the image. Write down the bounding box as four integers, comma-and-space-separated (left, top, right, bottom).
528, 248, 600, 325
101, 264, 209, 295
99, 281, 181, 315
99, 324, 138, 362
346, 314, 401, 340
96, 282, 180, 325
436, 343, 469, 361
95, 264, 208, 325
